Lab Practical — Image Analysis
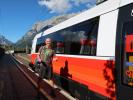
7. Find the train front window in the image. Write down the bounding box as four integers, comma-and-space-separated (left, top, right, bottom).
122, 21, 133, 87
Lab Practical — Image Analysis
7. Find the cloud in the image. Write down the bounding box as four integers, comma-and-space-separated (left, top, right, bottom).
72, 0, 91, 6
38, 0, 96, 14
72, 0, 96, 7
38, 0, 72, 13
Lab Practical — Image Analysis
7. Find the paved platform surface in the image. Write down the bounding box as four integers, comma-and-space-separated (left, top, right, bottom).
14, 54, 74, 100
0, 54, 46, 100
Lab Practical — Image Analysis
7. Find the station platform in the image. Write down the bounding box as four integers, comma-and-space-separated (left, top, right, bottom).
0, 54, 45, 100
9, 53, 76, 100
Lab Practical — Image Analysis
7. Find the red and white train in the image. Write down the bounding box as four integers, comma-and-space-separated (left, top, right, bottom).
30, 0, 133, 99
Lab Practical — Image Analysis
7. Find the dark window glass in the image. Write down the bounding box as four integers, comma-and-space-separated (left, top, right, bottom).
35, 33, 65, 53
59, 17, 99, 55
35, 38, 43, 53
35, 17, 99, 55
122, 21, 133, 87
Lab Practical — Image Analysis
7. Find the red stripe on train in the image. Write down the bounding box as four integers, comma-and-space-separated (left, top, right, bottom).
31, 53, 115, 99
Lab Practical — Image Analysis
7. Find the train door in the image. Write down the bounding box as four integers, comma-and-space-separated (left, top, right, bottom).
116, 3, 133, 100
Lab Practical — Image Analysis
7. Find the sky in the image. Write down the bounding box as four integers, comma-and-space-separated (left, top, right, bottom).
0, 0, 96, 43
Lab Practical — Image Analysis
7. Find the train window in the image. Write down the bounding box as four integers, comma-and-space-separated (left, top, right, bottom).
35, 37, 45, 53
56, 42, 64, 53
36, 44, 43, 53
78, 19, 98, 55
36, 17, 99, 55
122, 21, 133, 87
46, 32, 65, 54
35, 39, 40, 53
60, 17, 99, 55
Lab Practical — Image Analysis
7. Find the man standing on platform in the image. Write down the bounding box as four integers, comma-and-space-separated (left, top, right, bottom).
37, 38, 55, 84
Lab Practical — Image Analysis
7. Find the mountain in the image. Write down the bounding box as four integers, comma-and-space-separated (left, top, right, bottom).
0, 35, 13, 46
15, 13, 77, 48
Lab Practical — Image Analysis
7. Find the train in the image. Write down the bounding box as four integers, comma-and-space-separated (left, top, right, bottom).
30, 0, 133, 100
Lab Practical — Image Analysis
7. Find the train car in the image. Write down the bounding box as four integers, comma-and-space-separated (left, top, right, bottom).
30, 0, 133, 99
